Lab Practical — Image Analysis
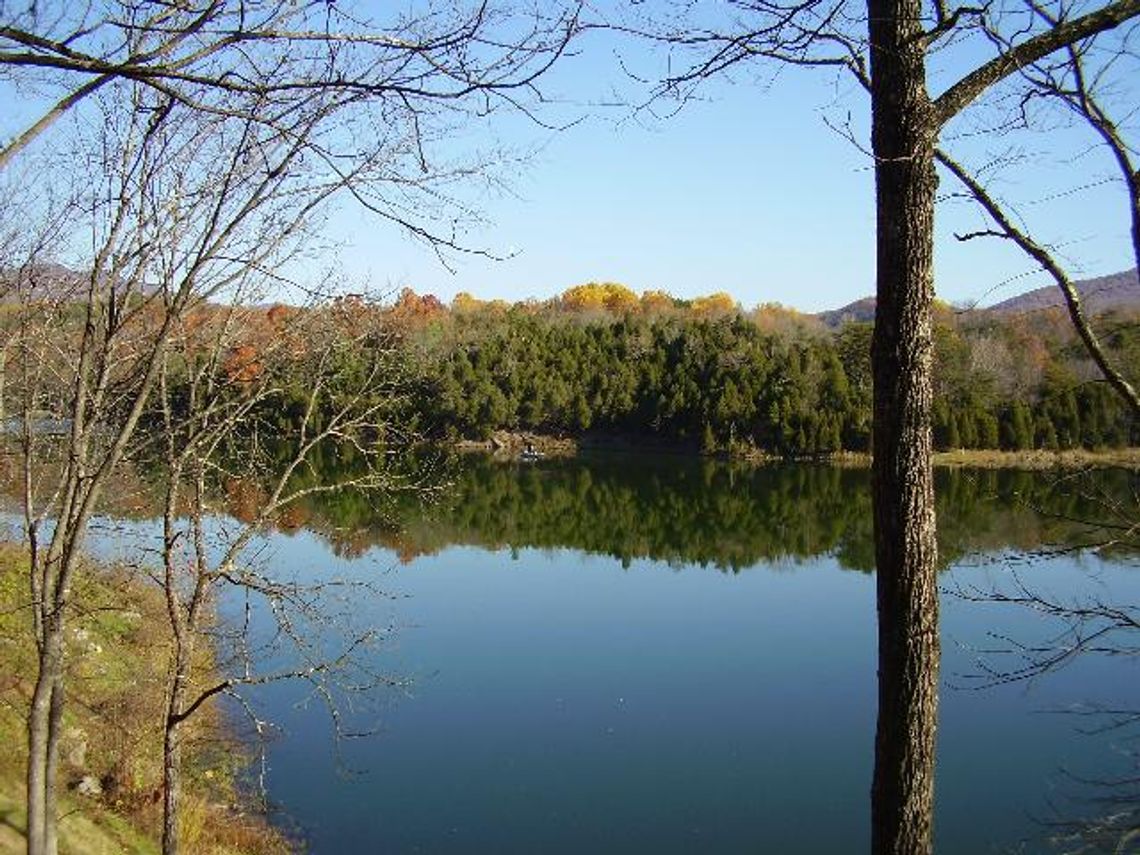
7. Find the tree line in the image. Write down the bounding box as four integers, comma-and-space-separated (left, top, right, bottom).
5, 0, 1139, 850
253, 283, 1139, 456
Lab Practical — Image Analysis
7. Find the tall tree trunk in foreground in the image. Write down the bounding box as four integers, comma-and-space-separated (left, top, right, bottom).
867, 0, 940, 850
627, 1, 1140, 852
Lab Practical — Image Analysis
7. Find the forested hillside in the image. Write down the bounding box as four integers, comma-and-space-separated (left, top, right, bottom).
8, 275, 1138, 456
369, 281, 1139, 455
988, 269, 1140, 316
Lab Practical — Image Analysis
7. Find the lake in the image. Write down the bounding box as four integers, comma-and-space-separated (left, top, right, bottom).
230, 456, 1140, 853
17, 454, 1140, 852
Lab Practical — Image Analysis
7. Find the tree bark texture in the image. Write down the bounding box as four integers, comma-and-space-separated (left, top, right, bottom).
26, 623, 64, 855
162, 673, 187, 855
867, 0, 941, 851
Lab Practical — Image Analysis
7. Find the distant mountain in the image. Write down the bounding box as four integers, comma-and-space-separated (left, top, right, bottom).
986, 268, 1140, 316
817, 296, 877, 327
0, 263, 165, 303
0, 263, 86, 302
815, 268, 1140, 326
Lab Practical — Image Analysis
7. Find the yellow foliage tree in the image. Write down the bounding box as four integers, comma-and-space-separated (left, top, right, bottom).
452, 292, 483, 313
560, 281, 639, 314
639, 289, 677, 315
691, 292, 738, 316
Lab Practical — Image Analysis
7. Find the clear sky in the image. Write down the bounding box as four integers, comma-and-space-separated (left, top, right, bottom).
323, 19, 1138, 314
330, 64, 883, 313
3, 4, 1135, 314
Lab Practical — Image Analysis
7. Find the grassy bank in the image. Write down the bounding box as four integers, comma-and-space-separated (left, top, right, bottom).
454, 430, 1140, 470
0, 543, 289, 854
931, 447, 1140, 469
784, 448, 1140, 469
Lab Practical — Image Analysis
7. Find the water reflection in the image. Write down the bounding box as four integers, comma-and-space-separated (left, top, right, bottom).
950, 557, 1140, 853
279, 454, 1139, 853
3, 451, 1137, 852
7, 447, 1132, 570
279, 454, 1139, 570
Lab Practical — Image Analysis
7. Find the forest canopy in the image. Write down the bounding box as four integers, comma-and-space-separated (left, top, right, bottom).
194, 278, 1140, 456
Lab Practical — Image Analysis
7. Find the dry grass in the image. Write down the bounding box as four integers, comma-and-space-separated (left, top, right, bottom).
0, 542, 292, 854
932, 447, 1140, 470
733, 448, 1140, 470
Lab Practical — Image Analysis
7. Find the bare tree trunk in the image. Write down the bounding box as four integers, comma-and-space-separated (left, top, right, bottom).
162, 661, 189, 855
161, 468, 194, 855
26, 652, 51, 855
0, 344, 6, 427
26, 622, 63, 855
161, 444, 188, 855
867, 0, 941, 851
44, 670, 63, 855
29, 540, 79, 855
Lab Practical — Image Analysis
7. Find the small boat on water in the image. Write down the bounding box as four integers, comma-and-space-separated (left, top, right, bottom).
519, 443, 544, 462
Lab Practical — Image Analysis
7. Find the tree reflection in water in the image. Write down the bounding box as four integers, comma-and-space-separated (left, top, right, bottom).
949, 467, 1140, 853
6, 451, 1136, 849
267, 452, 1140, 850
279, 454, 1137, 571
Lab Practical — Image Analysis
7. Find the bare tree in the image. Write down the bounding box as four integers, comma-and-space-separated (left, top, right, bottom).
616, 1, 1140, 851
0, 1, 580, 177
1, 4, 581, 855
11, 81, 362, 855
931, 23, 1140, 847
0, 170, 79, 432
952, 548, 1140, 851
927, 17, 1140, 852
148, 294, 424, 854
935, 2, 1140, 418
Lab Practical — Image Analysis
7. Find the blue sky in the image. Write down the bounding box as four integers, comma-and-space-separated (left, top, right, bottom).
324, 19, 1138, 314
331, 67, 881, 312
3, 4, 1135, 314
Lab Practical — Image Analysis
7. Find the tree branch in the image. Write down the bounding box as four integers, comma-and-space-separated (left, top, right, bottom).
933, 0, 1140, 127
936, 147, 1140, 418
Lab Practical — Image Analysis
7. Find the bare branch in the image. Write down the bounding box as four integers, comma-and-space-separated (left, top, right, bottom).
934, 0, 1140, 126
936, 147, 1140, 418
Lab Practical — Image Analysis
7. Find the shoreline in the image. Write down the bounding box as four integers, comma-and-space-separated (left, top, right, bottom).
0, 543, 288, 855
447, 430, 1140, 470
931, 447, 1140, 469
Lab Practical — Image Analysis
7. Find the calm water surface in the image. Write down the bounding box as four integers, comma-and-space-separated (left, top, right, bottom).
33, 455, 1140, 853
228, 457, 1140, 854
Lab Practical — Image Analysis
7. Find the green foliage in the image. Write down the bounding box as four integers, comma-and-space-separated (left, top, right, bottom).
147, 292, 1140, 456
415, 311, 877, 456
402, 297, 1138, 454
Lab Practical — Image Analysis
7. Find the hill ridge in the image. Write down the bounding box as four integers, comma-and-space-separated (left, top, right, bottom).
815, 268, 1140, 326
